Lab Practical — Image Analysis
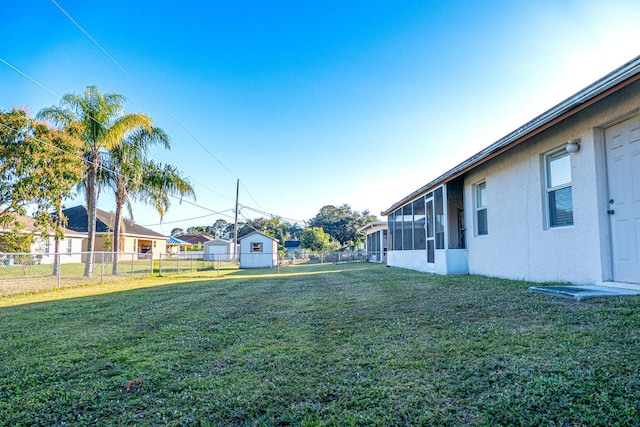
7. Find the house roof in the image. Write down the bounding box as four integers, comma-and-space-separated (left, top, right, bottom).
239, 231, 279, 242
357, 221, 388, 234
284, 240, 300, 248
0, 210, 84, 238
62, 205, 167, 239
382, 54, 640, 216
166, 236, 189, 245
175, 234, 214, 245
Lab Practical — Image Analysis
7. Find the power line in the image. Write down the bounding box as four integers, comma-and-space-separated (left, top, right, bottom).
140, 208, 236, 227
0, 118, 223, 219
0, 57, 288, 228
241, 205, 307, 226
0, 57, 61, 99
189, 178, 235, 204
50, 0, 264, 210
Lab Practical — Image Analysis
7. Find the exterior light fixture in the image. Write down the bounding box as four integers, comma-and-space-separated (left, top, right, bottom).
566, 138, 580, 153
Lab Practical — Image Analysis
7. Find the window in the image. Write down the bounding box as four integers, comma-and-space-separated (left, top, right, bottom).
545, 150, 573, 227
66, 239, 72, 255
393, 209, 402, 250
251, 242, 263, 253
402, 204, 413, 250
413, 197, 426, 250
434, 187, 445, 248
426, 196, 435, 263
475, 181, 488, 236
387, 215, 394, 251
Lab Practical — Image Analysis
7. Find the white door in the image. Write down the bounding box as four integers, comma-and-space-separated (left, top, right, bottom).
605, 116, 640, 283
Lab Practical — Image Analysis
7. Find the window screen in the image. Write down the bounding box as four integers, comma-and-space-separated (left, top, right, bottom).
546, 150, 573, 227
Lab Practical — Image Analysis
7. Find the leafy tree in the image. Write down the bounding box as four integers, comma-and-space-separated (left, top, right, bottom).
0, 109, 83, 264
308, 204, 378, 246
211, 219, 234, 240
38, 86, 152, 276
99, 126, 195, 274
170, 228, 184, 236
300, 227, 332, 252
237, 217, 292, 248
186, 225, 208, 235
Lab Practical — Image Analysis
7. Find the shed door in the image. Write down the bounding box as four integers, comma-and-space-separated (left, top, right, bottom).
605, 116, 640, 283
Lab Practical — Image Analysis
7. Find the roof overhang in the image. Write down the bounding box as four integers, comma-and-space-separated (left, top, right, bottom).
357, 221, 388, 234
382, 55, 640, 216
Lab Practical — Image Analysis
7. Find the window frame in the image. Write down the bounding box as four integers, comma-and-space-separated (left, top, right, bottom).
251, 242, 263, 253
544, 148, 574, 228
474, 181, 488, 236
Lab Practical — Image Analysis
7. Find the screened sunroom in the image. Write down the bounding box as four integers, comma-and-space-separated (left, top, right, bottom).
384, 176, 468, 274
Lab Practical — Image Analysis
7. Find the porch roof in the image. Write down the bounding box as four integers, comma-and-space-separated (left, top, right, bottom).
382, 54, 640, 216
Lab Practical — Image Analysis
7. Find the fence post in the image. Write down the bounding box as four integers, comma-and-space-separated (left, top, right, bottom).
190, 254, 193, 272
100, 252, 104, 283
159, 253, 163, 276
217, 253, 220, 277
57, 252, 61, 289
150, 253, 154, 276
177, 254, 180, 274
131, 253, 135, 278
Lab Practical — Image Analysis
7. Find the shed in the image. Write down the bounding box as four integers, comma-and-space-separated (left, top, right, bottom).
202, 239, 235, 261
239, 231, 278, 268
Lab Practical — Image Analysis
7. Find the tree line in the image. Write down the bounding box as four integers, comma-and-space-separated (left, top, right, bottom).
0, 86, 194, 276
172, 204, 378, 252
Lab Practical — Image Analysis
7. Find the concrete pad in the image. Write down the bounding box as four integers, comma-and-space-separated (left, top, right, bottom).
529, 285, 640, 301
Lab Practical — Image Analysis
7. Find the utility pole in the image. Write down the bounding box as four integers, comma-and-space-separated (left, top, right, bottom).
234, 179, 239, 262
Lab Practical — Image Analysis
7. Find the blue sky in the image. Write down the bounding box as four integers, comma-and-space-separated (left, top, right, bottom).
2, 1, 640, 234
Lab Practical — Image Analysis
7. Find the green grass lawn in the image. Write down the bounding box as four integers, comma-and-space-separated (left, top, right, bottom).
0, 264, 639, 426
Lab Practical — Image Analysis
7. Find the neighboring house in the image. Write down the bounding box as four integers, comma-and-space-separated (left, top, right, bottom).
358, 221, 388, 263
63, 205, 167, 257
0, 212, 85, 264
175, 234, 214, 247
166, 236, 190, 255
239, 232, 278, 268
284, 240, 301, 253
202, 239, 236, 261
382, 55, 640, 286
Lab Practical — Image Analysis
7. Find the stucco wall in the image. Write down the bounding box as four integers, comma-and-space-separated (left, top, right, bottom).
388, 250, 433, 273
464, 82, 640, 284
240, 234, 277, 268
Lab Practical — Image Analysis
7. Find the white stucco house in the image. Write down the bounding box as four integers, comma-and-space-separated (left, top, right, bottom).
0, 212, 85, 264
239, 231, 278, 269
358, 221, 388, 263
203, 239, 236, 262
382, 55, 640, 286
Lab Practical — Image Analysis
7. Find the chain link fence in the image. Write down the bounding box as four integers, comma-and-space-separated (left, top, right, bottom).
0, 252, 153, 297
0, 250, 371, 297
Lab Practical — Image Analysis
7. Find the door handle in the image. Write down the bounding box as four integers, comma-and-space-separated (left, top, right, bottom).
607, 209, 615, 215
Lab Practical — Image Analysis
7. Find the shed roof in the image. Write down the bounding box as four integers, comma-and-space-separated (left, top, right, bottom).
175, 234, 215, 244
239, 231, 279, 242
382, 54, 640, 216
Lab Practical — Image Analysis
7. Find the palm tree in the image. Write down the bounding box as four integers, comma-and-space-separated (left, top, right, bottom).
38, 86, 152, 276
100, 127, 195, 274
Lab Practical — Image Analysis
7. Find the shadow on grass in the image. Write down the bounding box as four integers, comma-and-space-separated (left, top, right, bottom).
0, 263, 383, 308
